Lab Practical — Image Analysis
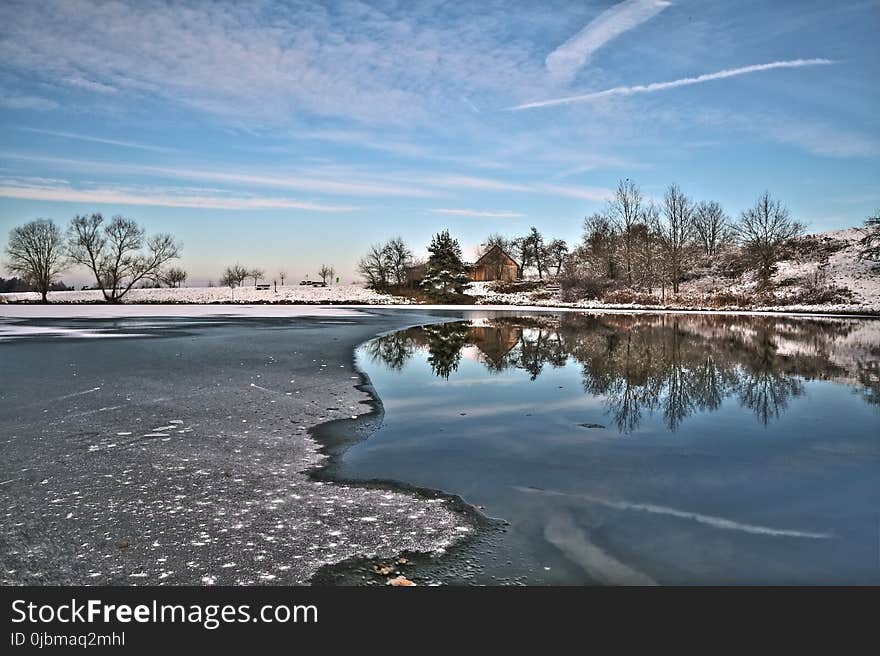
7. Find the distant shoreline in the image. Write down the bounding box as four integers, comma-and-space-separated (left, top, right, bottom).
2, 299, 878, 319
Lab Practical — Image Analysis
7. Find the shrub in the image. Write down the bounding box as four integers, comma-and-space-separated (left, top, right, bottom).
783, 284, 853, 306
713, 247, 751, 280
602, 289, 660, 305
559, 272, 610, 302
705, 291, 757, 308
530, 290, 555, 300
776, 276, 801, 288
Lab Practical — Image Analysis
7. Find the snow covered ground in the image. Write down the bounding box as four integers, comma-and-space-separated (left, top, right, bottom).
0, 303, 370, 320
1, 282, 413, 306
2, 229, 876, 314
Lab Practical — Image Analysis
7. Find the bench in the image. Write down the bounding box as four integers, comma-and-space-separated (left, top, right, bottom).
255, 284, 271, 290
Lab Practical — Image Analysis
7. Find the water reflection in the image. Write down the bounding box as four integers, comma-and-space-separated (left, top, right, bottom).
354, 313, 879, 584
364, 314, 878, 432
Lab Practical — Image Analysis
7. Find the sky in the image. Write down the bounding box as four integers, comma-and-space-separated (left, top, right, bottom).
1, 0, 878, 285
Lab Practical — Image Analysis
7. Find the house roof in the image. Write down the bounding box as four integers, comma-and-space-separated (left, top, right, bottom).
472, 244, 517, 268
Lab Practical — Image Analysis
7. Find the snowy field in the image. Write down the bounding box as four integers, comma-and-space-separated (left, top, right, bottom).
0, 282, 412, 305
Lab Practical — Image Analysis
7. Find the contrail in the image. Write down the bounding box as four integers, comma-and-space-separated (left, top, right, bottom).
511, 58, 834, 110
546, 0, 671, 83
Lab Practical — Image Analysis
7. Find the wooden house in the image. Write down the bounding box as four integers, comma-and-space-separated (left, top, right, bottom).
404, 244, 518, 286
470, 244, 518, 282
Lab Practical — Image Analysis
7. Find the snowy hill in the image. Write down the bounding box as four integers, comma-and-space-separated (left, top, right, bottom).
470, 227, 879, 314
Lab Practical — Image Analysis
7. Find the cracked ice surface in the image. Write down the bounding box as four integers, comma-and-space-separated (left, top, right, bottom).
0, 313, 470, 585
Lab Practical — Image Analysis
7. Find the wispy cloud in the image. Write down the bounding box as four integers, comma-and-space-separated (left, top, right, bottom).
19, 128, 175, 153
422, 175, 615, 202
0, 94, 59, 111
538, 184, 615, 202
546, 0, 671, 83
63, 76, 117, 94
513, 58, 835, 110
1, 151, 618, 207
0, 180, 355, 211
426, 175, 532, 192
762, 120, 880, 158
0, 152, 437, 198
694, 109, 880, 158
430, 208, 525, 218
289, 129, 506, 170
292, 129, 431, 159
0, 1, 550, 126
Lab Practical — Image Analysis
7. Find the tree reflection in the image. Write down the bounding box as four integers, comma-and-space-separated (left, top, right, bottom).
363, 313, 879, 432
423, 322, 471, 379
362, 330, 415, 371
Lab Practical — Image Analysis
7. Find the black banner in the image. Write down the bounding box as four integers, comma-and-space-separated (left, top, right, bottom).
1, 586, 875, 650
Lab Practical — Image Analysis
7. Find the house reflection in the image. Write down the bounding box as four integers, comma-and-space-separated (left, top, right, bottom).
362, 314, 880, 432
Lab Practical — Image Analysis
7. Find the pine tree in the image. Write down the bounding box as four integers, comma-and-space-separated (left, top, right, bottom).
859, 210, 880, 264
421, 230, 471, 297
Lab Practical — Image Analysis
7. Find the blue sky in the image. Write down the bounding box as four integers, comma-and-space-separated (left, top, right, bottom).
1, 0, 878, 284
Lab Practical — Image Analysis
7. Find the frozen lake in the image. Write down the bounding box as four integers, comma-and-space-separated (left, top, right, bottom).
346, 313, 880, 584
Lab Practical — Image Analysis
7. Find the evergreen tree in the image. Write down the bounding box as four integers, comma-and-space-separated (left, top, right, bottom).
859, 210, 880, 264
421, 230, 471, 296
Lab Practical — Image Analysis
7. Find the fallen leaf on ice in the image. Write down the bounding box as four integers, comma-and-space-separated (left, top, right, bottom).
387, 576, 416, 586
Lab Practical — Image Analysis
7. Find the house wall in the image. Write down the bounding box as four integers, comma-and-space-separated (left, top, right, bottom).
471, 262, 517, 282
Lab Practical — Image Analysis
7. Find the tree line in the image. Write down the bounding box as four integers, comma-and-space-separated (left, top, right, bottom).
559, 181, 795, 298
357, 179, 879, 302
4, 197, 877, 304
218, 264, 336, 290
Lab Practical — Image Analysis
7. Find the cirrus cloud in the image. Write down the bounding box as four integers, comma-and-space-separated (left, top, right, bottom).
430, 208, 525, 218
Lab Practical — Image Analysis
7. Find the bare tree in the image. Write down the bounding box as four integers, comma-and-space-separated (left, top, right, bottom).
637, 202, 662, 293
279, 270, 287, 286
545, 238, 568, 277
67, 213, 181, 303
582, 213, 619, 279
318, 264, 335, 285
693, 200, 732, 257
5, 218, 67, 303
735, 192, 804, 287
608, 178, 642, 286
382, 236, 413, 286
220, 263, 248, 288
658, 184, 694, 294
507, 235, 532, 279
358, 243, 389, 288
358, 238, 413, 288
162, 267, 187, 288
220, 264, 244, 300
248, 268, 265, 286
